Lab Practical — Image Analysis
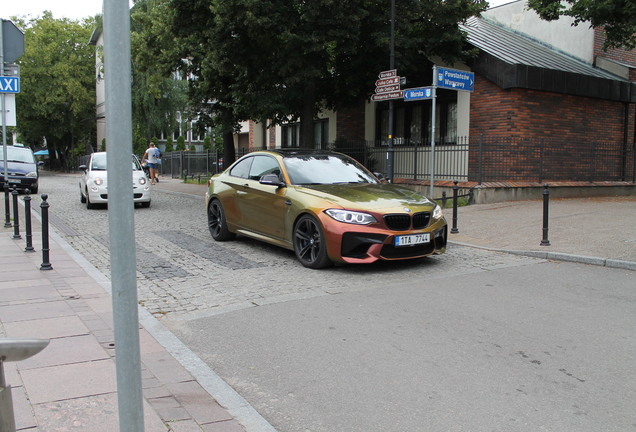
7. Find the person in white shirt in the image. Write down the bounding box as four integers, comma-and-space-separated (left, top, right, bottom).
142, 142, 161, 185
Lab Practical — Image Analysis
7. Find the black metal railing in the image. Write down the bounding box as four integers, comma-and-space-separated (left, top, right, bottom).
82, 136, 636, 184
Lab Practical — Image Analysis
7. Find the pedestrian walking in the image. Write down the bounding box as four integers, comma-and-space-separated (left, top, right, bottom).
142, 142, 161, 185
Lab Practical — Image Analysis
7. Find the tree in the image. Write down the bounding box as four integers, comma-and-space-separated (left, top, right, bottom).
130, 1, 190, 143
527, 0, 636, 50
167, 0, 486, 151
14, 13, 97, 170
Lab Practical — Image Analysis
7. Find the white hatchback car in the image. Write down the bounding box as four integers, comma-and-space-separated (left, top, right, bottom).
79, 152, 151, 209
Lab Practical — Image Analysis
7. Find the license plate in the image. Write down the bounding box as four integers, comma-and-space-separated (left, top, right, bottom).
395, 233, 430, 247
9, 179, 21, 183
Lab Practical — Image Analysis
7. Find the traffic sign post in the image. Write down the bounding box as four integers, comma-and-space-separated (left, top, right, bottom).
1, 19, 25, 228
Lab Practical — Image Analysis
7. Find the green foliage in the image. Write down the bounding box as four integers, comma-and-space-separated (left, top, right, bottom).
527, 0, 636, 49
189, 143, 196, 152
13, 13, 97, 170
202, 135, 212, 151
133, 129, 148, 157
130, 0, 189, 143
101, 138, 106, 151
165, 136, 174, 152
167, 0, 487, 149
176, 135, 186, 151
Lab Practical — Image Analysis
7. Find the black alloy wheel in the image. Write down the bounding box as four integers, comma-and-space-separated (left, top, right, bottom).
208, 199, 235, 241
293, 214, 332, 269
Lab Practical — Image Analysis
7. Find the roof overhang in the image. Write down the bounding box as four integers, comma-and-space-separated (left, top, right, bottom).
470, 52, 636, 102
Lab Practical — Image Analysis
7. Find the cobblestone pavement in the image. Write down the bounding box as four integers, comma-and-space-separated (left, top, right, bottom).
35, 172, 544, 321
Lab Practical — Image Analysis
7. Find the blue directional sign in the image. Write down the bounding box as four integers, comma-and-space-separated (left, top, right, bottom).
436, 67, 474, 92
0, 76, 20, 94
404, 87, 434, 101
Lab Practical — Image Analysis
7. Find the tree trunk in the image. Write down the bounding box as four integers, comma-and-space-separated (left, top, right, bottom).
299, 81, 317, 149
222, 129, 235, 167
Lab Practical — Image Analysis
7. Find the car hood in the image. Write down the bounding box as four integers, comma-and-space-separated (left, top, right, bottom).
294, 183, 435, 212
0, 160, 37, 175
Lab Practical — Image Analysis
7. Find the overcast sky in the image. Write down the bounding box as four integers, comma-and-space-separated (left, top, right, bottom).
3, 0, 516, 22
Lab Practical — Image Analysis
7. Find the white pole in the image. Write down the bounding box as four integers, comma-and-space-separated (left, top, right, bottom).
103, 0, 144, 430
430, 65, 437, 199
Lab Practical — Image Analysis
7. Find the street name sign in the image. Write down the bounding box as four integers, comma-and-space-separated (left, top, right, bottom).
404, 87, 434, 101
378, 69, 397, 79
371, 91, 403, 102
436, 67, 474, 92
375, 77, 400, 87
375, 84, 401, 94
0, 76, 20, 93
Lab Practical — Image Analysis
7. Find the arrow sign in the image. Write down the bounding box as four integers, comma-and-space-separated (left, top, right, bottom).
375, 84, 401, 94
404, 87, 434, 101
378, 69, 397, 79
0, 76, 20, 93
436, 67, 474, 92
371, 91, 403, 102
375, 77, 400, 87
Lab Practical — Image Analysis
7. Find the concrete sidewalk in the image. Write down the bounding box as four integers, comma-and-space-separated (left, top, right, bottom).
0, 212, 250, 431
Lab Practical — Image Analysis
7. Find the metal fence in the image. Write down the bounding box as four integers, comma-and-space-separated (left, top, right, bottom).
147, 136, 636, 184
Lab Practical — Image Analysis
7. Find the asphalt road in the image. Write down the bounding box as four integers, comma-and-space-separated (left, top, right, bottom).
35, 172, 636, 432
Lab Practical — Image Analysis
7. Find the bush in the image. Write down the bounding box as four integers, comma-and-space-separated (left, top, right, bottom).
176, 135, 186, 151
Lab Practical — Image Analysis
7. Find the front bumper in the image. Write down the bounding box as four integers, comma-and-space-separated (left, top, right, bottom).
320, 214, 448, 264
0, 177, 38, 193
87, 185, 151, 203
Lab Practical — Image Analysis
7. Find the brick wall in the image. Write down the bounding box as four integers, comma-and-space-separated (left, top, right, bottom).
336, 101, 366, 142
468, 74, 634, 181
594, 30, 636, 68
470, 75, 629, 142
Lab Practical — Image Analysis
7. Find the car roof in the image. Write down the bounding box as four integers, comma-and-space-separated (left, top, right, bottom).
253, 149, 342, 158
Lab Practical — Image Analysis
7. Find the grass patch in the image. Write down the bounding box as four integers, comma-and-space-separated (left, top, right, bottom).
183, 176, 209, 185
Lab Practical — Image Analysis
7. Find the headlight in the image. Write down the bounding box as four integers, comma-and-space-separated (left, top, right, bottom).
26, 171, 38, 177
325, 209, 377, 225
433, 204, 443, 219
94, 177, 104, 186
139, 177, 147, 185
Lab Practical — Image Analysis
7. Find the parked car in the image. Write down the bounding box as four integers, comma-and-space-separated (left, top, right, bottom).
0, 144, 42, 194
205, 149, 447, 268
79, 152, 151, 209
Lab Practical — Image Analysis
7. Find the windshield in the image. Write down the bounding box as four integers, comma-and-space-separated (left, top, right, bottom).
90, 153, 142, 171
1, 146, 35, 163
283, 154, 378, 185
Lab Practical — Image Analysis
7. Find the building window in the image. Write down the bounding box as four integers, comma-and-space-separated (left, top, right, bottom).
282, 123, 300, 148
282, 119, 330, 148
375, 90, 457, 145
314, 119, 329, 148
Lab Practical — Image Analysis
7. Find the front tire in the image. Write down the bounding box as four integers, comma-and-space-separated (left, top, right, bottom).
86, 191, 95, 209
293, 214, 332, 269
208, 199, 235, 241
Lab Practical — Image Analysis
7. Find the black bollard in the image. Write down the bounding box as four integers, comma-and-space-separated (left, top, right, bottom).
540, 184, 551, 246
12, 188, 21, 239
451, 180, 459, 234
24, 192, 35, 252
3, 183, 11, 228
40, 194, 53, 270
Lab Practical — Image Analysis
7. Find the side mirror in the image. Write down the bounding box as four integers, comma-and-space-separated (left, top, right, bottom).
79, 164, 87, 172
374, 172, 387, 183
37, 161, 44, 166
259, 173, 285, 188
